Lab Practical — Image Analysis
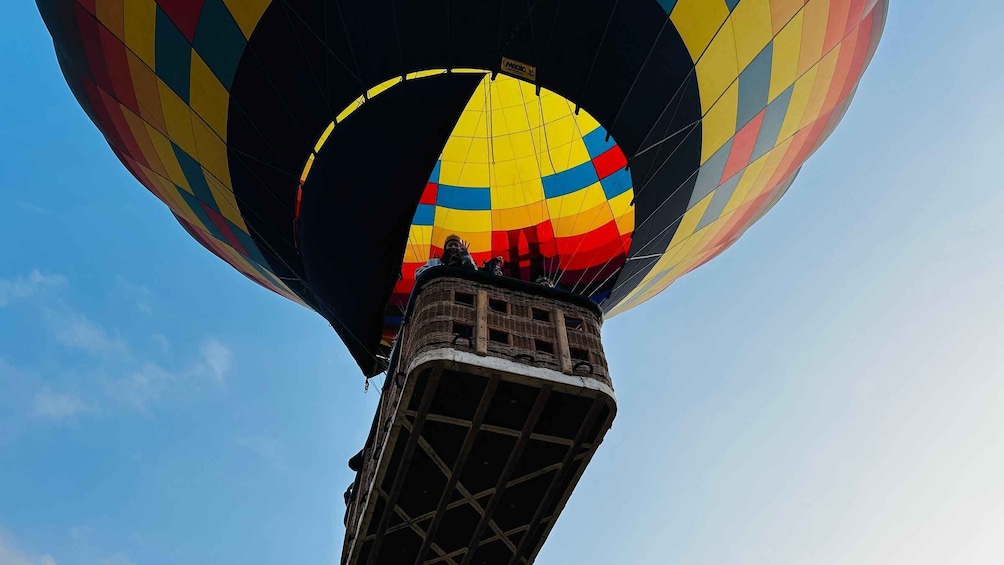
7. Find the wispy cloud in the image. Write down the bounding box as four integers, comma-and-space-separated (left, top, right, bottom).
237, 435, 286, 471
68, 526, 92, 543
18, 201, 50, 215
97, 553, 135, 565
2, 270, 234, 419
0, 271, 66, 307
105, 341, 232, 410
0, 531, 57, 565
45, 309, 127, 357
106, 363, 174, 410
31, 388, 88, 421
151, 334, 170, 354
199, 339, 232, 385
114, 278, 153, 315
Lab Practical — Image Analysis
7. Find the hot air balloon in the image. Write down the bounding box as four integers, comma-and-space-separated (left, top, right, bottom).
37, 0, 887, 563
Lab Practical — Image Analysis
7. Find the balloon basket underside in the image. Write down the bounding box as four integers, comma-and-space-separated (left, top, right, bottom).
342, 271, 617, 565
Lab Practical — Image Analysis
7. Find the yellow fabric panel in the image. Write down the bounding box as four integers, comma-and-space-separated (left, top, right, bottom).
299, 154, 314, 183
150, 172, 201, 226
429, 227, 492, 252
466, 135, 494, 165
546, 183, 607, 220
573, 109, 601, 134
491, 179, 545, 209
404, 225, 434, 262
336, 96, 364, 122
406, 69, 446, 80
516, 153, 557, 179
798, 0, 830, 75
690, 218, 726, 255
491, 202, 548, 231
453, 106, 489, 138
615, 208, 635, 236
770, 0, 806, 33
543, 138, 590, 174
126, 52, 165, 132
440, 134, 474, 164
608, 190, 633, 219
800, 45, 841, 129
191, 114, 232, 188
769, 10, 804, 101
551, 200, 614, 238
493, 74, 523, 105
670, 224, 715, 269
190, 54, 229, 140
488, 157, 520, 186
539, 88, 575, 120
514, 130, 546, 161
120, 105, 164, 177
671, 191, 714, 244
450, 160, 491, 187
123, 0, 156, 67
701, 82, 739, 163
139, 163, 179, 208
96, 0, 125, 41
543, 118, 579, 162
696, 21, 739, 114
498, 105, 533, 136
206, 174, 246, 230
432, 208, 491, 234
144, 122, 190, 191
367, 76, 402, 98
671, 0, 732, 61
158, 79, 198, 157
730, 0, 773, 71
223, 0, 272, 39
777, 64, 817, 141
747, 136, 794, 200
313, 122, 335, 154
619, 228, 702, 310
724, 153, 769, 213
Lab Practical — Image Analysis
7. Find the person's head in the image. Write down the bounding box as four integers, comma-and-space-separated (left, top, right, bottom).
444, 235, 464, 255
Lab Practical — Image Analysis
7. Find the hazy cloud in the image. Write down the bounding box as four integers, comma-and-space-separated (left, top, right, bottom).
107, 363, 174, 410
31, 389, 88, 421
114, 278, 152, 315
2, 269, 233, 416
45, 309, 127, 357
68, 527, 91, 543
17, 202, 50, 215
97, 554, 134, 565
0, 532, 56, 565
0, 271, 66, 307
106, 339, 232, 410
199, 339, 232, 385
237, 436, 286, 471
151, 334, 170, 354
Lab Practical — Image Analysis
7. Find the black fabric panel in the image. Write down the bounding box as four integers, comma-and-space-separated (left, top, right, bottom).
335, 0, 407, 87
607, 78, 703, 307
297, 74, 483, 375
227, 0, 702, 374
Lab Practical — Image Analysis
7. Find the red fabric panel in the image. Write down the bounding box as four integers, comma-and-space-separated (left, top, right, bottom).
419, 182, 438, 205
721, 110, 765, 183
157, 0, 205, 42
592, 145, 627, 180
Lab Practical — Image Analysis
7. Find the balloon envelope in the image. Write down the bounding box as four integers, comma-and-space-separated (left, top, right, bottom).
38, 0, 887, 375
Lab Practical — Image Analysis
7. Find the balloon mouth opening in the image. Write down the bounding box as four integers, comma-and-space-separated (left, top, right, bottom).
293, 69, 635, 346
391, 71, 635, 307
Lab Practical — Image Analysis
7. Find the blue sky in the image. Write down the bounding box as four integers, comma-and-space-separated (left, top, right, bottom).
2, 2, 1004, 565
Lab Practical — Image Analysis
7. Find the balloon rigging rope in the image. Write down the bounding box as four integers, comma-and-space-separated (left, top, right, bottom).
278, 0, 366, 91
279, 2, 333, 117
